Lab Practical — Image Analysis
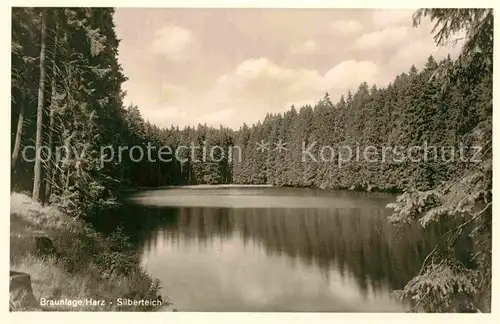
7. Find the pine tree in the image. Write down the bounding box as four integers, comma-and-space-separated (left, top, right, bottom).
388, 9, 492, 312
32, 8, 49, 202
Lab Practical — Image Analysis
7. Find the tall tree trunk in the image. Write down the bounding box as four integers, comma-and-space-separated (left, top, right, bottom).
44, 18, 59, 203
32, 9, 47, 202
11, 92, 25, 170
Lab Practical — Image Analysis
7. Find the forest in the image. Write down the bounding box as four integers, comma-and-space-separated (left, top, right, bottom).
11, 8, 492, 312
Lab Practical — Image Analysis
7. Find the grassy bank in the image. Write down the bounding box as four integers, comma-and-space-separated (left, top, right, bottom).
10, 193, 169, 311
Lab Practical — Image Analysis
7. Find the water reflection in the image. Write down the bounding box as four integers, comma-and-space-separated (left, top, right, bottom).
87, 187, 456, 311
95, 192, 447, 312
142, 206, 441, 296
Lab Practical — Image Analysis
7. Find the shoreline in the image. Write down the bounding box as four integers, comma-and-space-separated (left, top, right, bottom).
126, 183, 402, 194
9, 193, 167, 311
136, 184, 273, 190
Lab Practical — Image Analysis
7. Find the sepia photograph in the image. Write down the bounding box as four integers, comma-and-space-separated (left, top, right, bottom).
9, 5, 493, 314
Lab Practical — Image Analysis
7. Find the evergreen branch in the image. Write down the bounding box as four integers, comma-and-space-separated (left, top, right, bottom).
419, 201, 491, 275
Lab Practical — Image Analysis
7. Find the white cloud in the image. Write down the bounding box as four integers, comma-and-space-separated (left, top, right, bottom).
372, 9, 414, 27
288, 69, 325, 94
151, 25, 194, 60
125, 57, 382, 129
201, 57, 380, 126
354, 26, 408, 50
323, 60, 379, 90
234, 57, 295, 81
118, 8, 467, 130
197, 108, 234, 124
229, 57, 379, 94
390, 38, 462, 73
330, 20, 363, 34
290, 40, 318, 54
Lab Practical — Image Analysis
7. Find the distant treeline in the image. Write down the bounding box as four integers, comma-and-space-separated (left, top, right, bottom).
123, 55, 490, 193
11, 8, 491, 214
11, 7, 493, 312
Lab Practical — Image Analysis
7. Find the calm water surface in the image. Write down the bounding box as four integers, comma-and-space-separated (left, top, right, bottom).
98, 187, 443, 312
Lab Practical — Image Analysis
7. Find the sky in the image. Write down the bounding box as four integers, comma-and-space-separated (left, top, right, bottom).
114, 8, 463, 129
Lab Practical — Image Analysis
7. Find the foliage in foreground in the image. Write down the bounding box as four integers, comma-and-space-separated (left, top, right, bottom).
10, 7, 492, 313
387, 9, 492, 312
10, 193, 167, 311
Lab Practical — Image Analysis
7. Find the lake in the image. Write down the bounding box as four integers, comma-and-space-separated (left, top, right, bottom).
95, 186, 444, 312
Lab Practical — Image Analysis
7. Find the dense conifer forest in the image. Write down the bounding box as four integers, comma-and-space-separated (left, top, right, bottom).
11, 8, 492, 312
